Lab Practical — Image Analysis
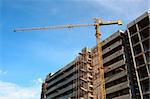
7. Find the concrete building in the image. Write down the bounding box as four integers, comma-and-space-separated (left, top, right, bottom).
41, 11, 150, 99
41, 48, 94, 99
91, 30, 130, 99
126, 11, 150, 99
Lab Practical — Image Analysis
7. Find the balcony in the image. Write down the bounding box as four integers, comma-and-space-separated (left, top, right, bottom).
105, 71, 127, 83
47, 68, 76, 88
105, 60, 125, 73
48, 83, 76, 98
106, 81, 128, 94
46, 74, 77, 94
112, 94, 130, 99
103, 40, 122, 55
102, 31, 121, 47
103, 49, 124, 64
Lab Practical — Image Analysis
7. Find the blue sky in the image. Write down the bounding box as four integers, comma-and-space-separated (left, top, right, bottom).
0, 0, 149, 98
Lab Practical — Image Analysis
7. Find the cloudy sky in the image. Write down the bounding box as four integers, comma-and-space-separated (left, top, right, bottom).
0, 0, 149, 99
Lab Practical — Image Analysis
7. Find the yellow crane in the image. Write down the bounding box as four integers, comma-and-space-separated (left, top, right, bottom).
14, 18, 122, 99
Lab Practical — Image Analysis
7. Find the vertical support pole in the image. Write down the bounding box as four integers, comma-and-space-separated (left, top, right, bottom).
77, 59, 79, 99
76, 60, 79, 99
95, 24, 106, 99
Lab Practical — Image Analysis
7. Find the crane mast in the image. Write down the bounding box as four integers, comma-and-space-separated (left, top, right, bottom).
14, 18, 122, 99
95, 19, 105, 99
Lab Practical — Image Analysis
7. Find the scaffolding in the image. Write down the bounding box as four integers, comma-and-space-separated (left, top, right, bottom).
73, 48, 94, 99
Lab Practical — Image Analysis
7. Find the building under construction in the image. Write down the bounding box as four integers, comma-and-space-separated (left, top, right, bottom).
41, 11, 149, 99
91, 30, 130, 99
41, 48, 93, 99
125, 11, 150, 99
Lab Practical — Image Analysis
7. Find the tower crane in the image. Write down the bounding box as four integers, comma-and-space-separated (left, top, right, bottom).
14, 18, 122, 99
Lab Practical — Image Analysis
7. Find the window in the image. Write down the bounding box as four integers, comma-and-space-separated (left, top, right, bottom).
140, 27, 149, 40
133, 44, 142, 55
142, 39, 149, 51
129, 25, 137, 35
135, 55, 145, 66
138, 17, 149, 30
131, 34, 139, 45
137, 66, 148, 79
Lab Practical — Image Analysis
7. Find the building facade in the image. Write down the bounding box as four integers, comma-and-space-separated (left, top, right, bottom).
126, 11, 150, 99
41, 48, 94, 99
92, 30, 130, 99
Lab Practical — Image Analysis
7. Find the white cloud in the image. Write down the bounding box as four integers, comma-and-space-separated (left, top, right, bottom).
32, 77, 43, 84
0, 80, 41, 99
37, 78, 43, 84
0, 70, 7, 75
